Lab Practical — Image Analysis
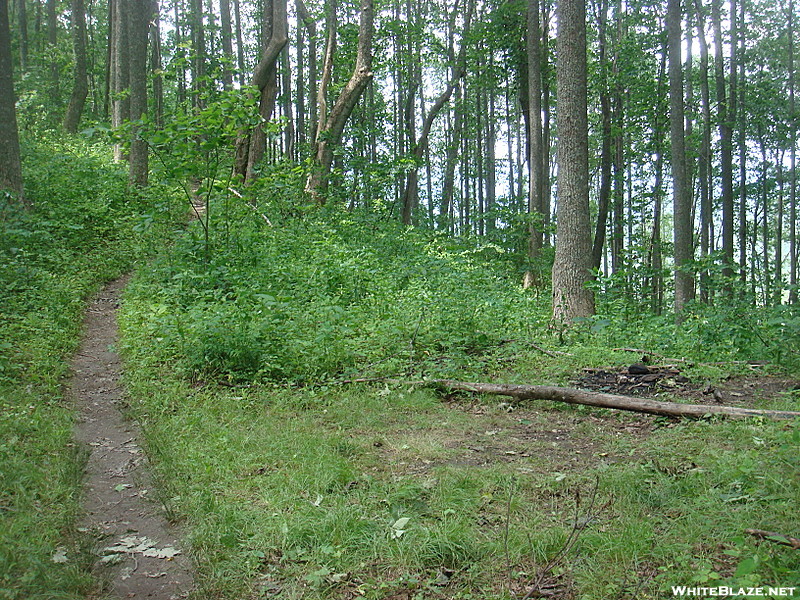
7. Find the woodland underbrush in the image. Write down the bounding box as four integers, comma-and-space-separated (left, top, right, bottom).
0, 134, 178, 600
118, 200, 800, 599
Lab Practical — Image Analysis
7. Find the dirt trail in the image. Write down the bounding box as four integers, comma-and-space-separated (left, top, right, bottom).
71, 275, 195, 599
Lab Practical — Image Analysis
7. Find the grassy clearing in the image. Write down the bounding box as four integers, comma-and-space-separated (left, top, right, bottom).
119, 210, 800, 599
0, 135, 180, 600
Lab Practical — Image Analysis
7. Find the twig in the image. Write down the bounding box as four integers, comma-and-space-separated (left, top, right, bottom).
745, 528, 800, 550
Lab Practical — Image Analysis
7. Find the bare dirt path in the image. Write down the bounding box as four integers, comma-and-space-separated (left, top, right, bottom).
71, 275, 195, 599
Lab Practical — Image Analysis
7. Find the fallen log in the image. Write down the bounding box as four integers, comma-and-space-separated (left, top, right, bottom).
745, 528, 800, 550
410, 379, 800, 420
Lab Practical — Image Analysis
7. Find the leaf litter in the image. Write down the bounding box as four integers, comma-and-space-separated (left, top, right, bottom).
100, 535, 182, 563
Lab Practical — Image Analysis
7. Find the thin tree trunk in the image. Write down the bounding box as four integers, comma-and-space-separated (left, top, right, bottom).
63, 0, 88, 132
523, 0, 545, 287
401, 0, 473, 225
711, 0, 735, 287
16, 0, 26, 71
590, 0, 611, 274
0, 0, 25, 205
233, 0, 245, 86
788, 0, 798, 304
112, 0, 129, 161
150, 0, 163, 127
219, 0, 234, 89
46, 0, 58, 100
305, 0, 374, 201
234, 0, 288, 181
694, 0, 712, 303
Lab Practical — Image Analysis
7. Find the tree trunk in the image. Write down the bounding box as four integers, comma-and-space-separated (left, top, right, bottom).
233, 0, 288, 182
46, 0, 58, 100
400, 0, 473, 225
711, 0, 735, 288
305, 0, 374, 201
590, 0, 611, 275
551, 0, 595, 324
0, 0, 25, 205
150, 0, 163, 127
190, 0, 205, 108
694, 0, 712, 303
63, 0, 88, 133
523, 0, 545, 288
16, 0, 26, 71
128, 0, 149, 187
219, 0, 233, 89
788, 0, 798, 304
668, 0, 694, 314
111, 0, 129, 161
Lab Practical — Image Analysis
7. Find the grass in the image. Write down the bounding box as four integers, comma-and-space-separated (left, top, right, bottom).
117, 209, 800, 599
0, 134, 181, 600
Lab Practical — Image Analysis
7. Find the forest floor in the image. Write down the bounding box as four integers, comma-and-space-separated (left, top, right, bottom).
70, 276, 194, 599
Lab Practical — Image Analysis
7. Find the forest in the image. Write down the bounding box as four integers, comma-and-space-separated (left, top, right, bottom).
1, 0, 800, 598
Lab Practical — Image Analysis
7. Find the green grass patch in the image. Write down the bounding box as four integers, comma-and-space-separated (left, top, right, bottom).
119, 208, 800, 598
0, 133, 180, 600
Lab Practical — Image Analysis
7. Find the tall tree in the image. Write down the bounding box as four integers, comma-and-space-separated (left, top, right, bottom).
128, 0, 150, 186
305, 0, 374, 200
63, 0, 89, 133
219, 0, 234, 89
668, 0, 694, 314
46, 0, 58, 99
523, 0, 545, 287
551, 0, 595, 324
234, 0, 288, 181
400, 0, 475, 225
711, 0, 735, 286
0, 0, 24, 205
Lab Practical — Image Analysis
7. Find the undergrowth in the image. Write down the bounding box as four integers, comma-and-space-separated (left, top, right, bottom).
118, 193, 800, 599
0, 133, 179, 600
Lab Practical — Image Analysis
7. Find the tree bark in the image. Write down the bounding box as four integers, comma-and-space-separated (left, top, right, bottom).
590, 0, 611, 274
523, 0, 545, 287
0, 0, 25, 205
668, 0, 694, 314
63, 0, 88, 133
219, 0, 233, 89
150, 0, 163, 127
305, 0, 374, 201
128, 0, 149, 187
233, 0, 288, 182
416, 379, 800, 421
111, 0, 130, 161
694, 0, 712, 303
711, 0, 735, 288
551, 0, 595, 324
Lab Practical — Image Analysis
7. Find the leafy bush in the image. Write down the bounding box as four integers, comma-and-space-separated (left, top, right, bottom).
120, 205, 549, 383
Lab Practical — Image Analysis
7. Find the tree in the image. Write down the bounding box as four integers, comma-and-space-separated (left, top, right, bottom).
233, 0, 288, 182
0, 0, 24, 205
128, 0, 150, 187
668, 0, 694, 313
400, 0, 475, 225
523, 0, 545, 287
63, 0, 89, 133
551, 0, 595, 324
305, 0, 374, 201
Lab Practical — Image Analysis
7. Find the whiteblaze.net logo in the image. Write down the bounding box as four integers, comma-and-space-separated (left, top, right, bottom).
671, 586, 797, 597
